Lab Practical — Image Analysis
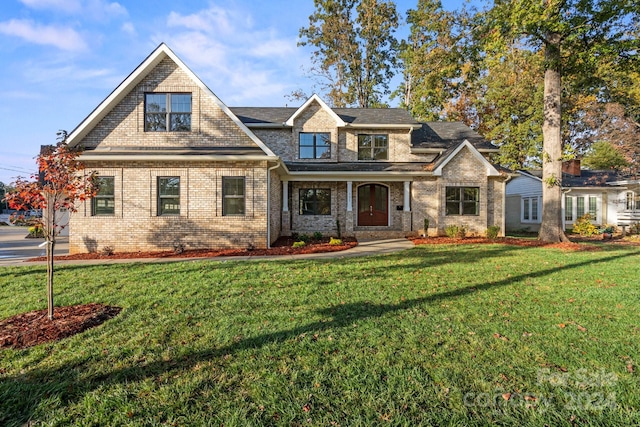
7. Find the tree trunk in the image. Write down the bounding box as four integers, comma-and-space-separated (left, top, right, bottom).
47, 240, 55, 320
538, 35, 569, 243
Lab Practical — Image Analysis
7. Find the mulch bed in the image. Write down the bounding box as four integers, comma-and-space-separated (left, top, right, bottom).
28, 237, 358, 262
0, 303, 122, 350
410, 236, 601, 251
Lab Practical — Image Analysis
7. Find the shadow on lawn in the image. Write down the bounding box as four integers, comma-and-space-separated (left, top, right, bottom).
1, 247, 638, 424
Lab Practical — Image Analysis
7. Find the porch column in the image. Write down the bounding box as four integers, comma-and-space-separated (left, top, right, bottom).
403, 181, 411, 211
403, 181, 412, 233
282, 181, 289, 212
346, 181, 354, 236
281, 180, 291, 236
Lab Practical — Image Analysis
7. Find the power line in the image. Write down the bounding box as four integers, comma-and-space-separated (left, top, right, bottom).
0, 166, 34, 174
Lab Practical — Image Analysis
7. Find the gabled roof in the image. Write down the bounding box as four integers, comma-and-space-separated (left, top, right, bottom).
432, 140, 501, 177
411, 122, 498, 151
65, 43, 276, 157
230, 106, 420, 128
284, 94, 346, 127
516, 169, 626, 188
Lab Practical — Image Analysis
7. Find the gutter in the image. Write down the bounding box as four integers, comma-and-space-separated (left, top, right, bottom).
79, 154, 280, 162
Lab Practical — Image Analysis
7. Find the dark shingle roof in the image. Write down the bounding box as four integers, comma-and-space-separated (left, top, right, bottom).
411, 122, 496, 150
229, 107, 419, 126
285, 162, 431, 173
563, 170, 626, 187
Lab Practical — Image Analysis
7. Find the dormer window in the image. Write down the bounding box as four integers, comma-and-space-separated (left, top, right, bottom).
299, 132, 330, 159
145, 93, 191, 132
358, 134, 388, 160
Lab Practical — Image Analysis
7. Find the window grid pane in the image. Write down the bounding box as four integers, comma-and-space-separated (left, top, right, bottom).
158, 177, 180, 215
531, 198, 538, 221
223, 177, 245, 216
445, 187, 479, 216
92, 176, 115, 216
588, 196, 597, 217
145, 93, 191, 132
299, 133, 331, 159
577, 197, 585, 218
358, 134, 388, 160
299, 189, 331, 215
565, 196, 574, 221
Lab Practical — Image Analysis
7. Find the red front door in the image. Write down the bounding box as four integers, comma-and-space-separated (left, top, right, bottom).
358, 184, 388, 226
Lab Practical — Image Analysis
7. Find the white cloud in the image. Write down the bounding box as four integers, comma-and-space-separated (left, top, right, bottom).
157, 4, 307, 105
121, 21, 136, 35
19, 0, 127, 20
19, 0, 82, 13
0, 19, 87, 51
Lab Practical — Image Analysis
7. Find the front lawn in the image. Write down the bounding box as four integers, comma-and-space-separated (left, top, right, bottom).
1, 243, 639, 426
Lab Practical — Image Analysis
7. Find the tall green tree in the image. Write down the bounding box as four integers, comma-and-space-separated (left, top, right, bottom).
398, 0, 473, 120
582, 141, 629, 170
485, 0, 639, 242
298, 0, 399, 107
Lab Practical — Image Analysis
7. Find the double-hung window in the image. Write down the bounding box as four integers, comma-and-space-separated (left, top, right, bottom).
358, 134, 388, 160
299, 189, 331, 215
565, 195, 574, 222
445, 187, 479, 216
522, 197, 539, 222
299, 133, 330, 159
92, 176, 115, 216
223, 177, 245, 216
145, 93, 192, 132
158, 177, 180, 215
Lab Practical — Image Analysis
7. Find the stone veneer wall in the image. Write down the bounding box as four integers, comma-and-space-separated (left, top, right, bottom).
70, 161, 269, 254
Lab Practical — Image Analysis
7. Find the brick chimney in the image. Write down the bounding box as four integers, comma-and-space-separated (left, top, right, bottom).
562, 159, 581, 177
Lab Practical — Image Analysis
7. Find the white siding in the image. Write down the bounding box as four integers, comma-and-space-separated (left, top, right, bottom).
506, 174, 542, 197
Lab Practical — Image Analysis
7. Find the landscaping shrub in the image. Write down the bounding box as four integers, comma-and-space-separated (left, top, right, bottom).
298, 234, 310, 243
629, 222, 640, 235
572, 214, 598, 236
313, 231, 323, 241
27, 224, 44, 238
445, 224, 466, 238
292, 241, 306, 248
486, 225, 500, 240
329, 237, 343, 245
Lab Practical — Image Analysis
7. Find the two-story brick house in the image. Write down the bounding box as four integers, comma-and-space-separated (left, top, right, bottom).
65, 43, 508, 254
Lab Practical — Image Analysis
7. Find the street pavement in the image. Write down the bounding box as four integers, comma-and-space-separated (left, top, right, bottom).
0, 226, 69, 267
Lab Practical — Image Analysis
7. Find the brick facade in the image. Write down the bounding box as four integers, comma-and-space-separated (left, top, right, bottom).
67, 44, 507, 253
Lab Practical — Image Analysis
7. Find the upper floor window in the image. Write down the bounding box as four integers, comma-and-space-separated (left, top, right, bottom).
145, 93, 191, 132
158, 177, 180, 215
92, 176, 115, 216
299, 133, 330, 159
358, 134, 388, 160
299, 189, 331, 215
446, 187, 479, 216
223, 177, 245, 216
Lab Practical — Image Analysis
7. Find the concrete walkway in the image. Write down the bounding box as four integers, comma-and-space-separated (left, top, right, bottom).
0, 229, 414, 267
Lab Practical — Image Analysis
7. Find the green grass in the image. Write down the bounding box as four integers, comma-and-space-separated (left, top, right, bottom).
1, 243, 640, 426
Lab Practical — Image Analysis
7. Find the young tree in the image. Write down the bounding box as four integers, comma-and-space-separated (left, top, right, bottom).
582, 141, 629, 170
5, 133, 96, 320
485, 0, 639, 242
298, 0, 399, 107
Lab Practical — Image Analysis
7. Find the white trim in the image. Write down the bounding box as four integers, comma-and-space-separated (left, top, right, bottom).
521, 196, 541, 224
284, 94, 346, 127
79, 153, 278, 162
433, 140, 501, 177
345, 123, 421, 130
66, 43, 276, 157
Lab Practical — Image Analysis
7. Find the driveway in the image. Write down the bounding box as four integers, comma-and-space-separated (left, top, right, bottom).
0, 227, 69, 267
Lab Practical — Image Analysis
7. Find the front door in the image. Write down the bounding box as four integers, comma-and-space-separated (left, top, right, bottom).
358, 184, 388, 226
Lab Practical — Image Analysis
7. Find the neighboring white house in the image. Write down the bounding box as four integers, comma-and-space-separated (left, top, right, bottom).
506, 160, 640, 232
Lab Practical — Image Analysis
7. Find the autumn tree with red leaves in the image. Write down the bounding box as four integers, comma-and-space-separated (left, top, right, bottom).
5, 132, 96, 320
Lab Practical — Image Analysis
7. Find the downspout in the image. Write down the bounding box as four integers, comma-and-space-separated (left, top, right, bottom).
266, 160, 281, 249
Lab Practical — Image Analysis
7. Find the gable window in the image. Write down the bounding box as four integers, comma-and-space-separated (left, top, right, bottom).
223, 177, 245, 216
446, 187, 479, 216
358, 134, 388, 160
92, 176, 115, 216
299, 189, 331, 215
145, 93, 191, 132
565, 195, 574, 222
158, 177, 180, 215
299, 133, 330, 159
522, 196, 539, 222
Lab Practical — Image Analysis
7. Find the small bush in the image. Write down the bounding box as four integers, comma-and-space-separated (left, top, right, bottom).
486, 225, 500, 240
298, 234, 310, 243
27, 224, 44, 238
312, 231, 323, 241
329, 237, 343, 246
101, 246, 115, 256
629, 222, 640, 235
445, 225, 466, 239
573, 214, 598, 236
292, 241, 306, 248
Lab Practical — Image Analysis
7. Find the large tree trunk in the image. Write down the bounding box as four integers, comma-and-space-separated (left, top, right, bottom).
539, 35, 569, 243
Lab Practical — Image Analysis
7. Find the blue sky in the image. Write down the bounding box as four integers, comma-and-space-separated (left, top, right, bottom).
0, 0, 470, 185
